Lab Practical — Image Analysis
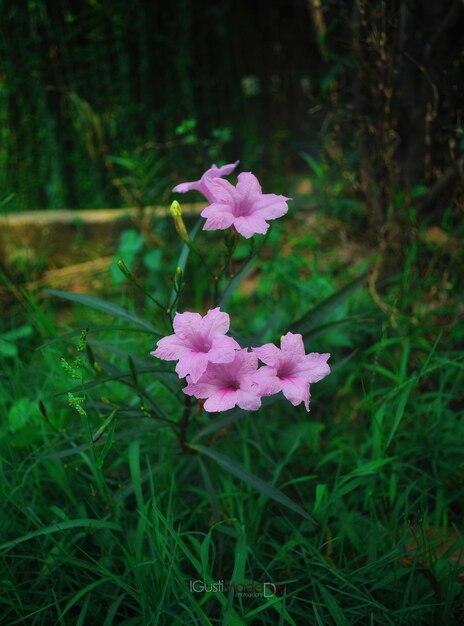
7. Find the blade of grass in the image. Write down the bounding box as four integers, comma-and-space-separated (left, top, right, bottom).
0, 519, 122, 553
189, 444, 317, 525
45, 289, 161, 334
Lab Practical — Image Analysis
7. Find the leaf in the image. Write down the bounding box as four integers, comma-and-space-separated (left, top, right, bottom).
386, 381, 414, 448
190, 444, 317, 525
290, 274, 366, 337
0, 340, 17, 358
45, 289, 161, 334
169, 218, 203, 310
192, 407, 246, 442
1, 324, 33, 342
106, 155, 136, 170
93, 410, 117, 443
0, 319, 33, 357
37, 326, 155, 351
0, 519, 122, 553
52, 367, 174, 398
97, 418, 116, 469
143, 248, 163, 271
7, 398, 37, 431
193, 396, 285, 442
301, 152, 325, 181
303, 317, 372, 343
330, 349, 359, 373
219, 256, 256, 309
318, 584, 349, 626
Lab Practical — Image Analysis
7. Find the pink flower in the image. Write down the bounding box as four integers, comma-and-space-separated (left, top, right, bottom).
172, 161, 239, 202
201, 172, 290, 238
253, 332, 330, 411
151, 308, 240, 383
183, 349, 262, 412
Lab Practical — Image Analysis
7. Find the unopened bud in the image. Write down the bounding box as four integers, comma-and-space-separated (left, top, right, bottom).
169, 201, 190, 243
170, 200, 182, 217
175, 266, 183, 282
117, 259, 131, 278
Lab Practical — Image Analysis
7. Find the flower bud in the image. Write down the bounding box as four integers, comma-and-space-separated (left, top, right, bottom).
117, 259, 132, 279
170, 200, 190, 243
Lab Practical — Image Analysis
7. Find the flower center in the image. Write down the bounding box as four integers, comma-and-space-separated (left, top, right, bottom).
225, 380, 240, 390
277, 364, 296, 379
190, 335, 211, 353
232, 198, 251, 218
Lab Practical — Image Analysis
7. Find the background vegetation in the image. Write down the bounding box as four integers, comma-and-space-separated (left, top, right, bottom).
1, 1, 463, 624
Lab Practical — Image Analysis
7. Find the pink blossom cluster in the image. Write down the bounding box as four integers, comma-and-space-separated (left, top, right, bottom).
151, 308, 330, 413
173, 161, 290, 238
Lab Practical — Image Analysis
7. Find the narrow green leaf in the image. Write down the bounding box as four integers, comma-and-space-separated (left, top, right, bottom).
303, 317, 372, 342
192, 397, 277, 442
343, 457, 396, 478
219, 256, 256, 309
0, 519, 121, 553
301, 152, 325, 180
314, 484, 328, 513
386, 382, 414, 448
92, 410, 117, 443
190, 444, 317, 525
129, 440, 143, 510
62, 578, 111, 622
169, 218, 203, 310
52, 367, 175, 398
330, 349, 359, 373
97, 419, 117, 469
290, 274, 366, 337
156, 510, 246, 626
318, 584, 349, 626
231, 528, 247, 585
38, 325, 155, 351
45, 289, 161, 334
192, 407, 246, 441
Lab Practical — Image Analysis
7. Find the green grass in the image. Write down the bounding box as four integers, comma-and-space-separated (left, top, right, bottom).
1, 213, 463, 625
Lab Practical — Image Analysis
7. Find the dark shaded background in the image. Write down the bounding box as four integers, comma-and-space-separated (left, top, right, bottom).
1, 0, 463, 224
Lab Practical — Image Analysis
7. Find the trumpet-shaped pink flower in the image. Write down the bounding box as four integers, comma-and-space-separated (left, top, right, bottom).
172, 161, 239, 202
151, 308, 240, 383
201, 172, 290, 238
253, 332, 330, 411
183, 349, 262, 412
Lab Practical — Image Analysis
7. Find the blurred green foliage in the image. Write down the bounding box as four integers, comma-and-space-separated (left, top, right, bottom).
0, 0, 320, 211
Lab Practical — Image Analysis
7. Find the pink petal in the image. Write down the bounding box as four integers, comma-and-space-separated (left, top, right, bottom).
281, 378, 311, 411
151, 335, 190, 361
201, 307, 230, 337
204, 388, 238, 412
173, 181, 200, 194
236, 388, 262, 411
252, 366, 282, 396
207, 161, 239, 177
203, 176, 238, 205
201, 204, 235, 231
295, 353, 331, 383
281, 332, 306, 358
252, 194, 290, 219
208, 334, 241, 363
183, 376, 218, 399
252, 343, 282, 366
234, 349, 259, 378
233, 214, 269, 238
176, 352, 209, 383
236, 172, 262, 199
172, 311, 202, 337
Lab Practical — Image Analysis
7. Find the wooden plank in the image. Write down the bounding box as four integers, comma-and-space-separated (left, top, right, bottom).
0, 203, 204, 226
